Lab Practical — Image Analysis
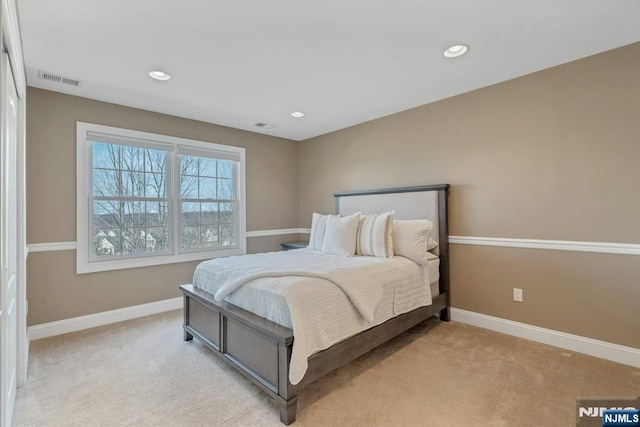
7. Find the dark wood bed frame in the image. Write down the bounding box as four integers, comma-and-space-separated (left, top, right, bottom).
179, 184, 450, 424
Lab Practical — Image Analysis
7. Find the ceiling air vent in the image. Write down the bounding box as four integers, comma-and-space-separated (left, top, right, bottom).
38, 70, 82, 87
253, 122, 275, 129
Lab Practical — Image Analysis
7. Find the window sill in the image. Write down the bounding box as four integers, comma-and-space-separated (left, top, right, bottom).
76, 247, 246, 274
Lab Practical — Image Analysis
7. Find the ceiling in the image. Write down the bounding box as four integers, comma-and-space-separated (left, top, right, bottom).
17, 0, 640, 141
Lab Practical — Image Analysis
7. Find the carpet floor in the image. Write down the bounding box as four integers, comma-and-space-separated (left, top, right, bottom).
14, 310, 640, 426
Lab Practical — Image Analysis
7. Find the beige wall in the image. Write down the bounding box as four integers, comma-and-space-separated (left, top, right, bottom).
26, 88, 299, 325
298, 42, 640, 349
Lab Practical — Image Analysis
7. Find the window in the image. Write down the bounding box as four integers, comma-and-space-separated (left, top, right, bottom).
77, 122, 246, 274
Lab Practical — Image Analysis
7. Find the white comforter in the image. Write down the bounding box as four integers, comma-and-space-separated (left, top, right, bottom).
193, 249, 432, 384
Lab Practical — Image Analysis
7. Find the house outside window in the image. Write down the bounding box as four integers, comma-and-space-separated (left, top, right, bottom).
76, 122, 246, 274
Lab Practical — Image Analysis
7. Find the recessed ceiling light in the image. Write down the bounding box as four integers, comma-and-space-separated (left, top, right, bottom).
443, 44, 469, 58
290, 111, 305, 118
148, 70, 171, 81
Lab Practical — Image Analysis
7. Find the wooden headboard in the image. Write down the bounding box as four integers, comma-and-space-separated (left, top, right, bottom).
334, 184, 451, 318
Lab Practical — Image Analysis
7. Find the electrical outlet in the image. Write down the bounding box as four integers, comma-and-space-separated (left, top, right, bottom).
513, 288, 523, 302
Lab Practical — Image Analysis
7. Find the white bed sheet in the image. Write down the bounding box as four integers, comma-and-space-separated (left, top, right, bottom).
192, 249, 439, 384
219, 252, 440, 330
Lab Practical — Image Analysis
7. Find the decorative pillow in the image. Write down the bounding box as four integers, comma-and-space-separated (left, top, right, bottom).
392, 219, 434, 265
308, 213, 330, 250
427, 237, 438, 251
321, 212, 361, 256
356, 211, 394, 258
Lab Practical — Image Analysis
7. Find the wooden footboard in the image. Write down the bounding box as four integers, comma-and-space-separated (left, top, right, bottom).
180, 283, 447, 424
181, 284, 298, 424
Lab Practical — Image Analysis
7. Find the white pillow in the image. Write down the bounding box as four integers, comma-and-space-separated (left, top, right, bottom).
392, 219, 434, 265
321, 212, 360, 256
308, 212, 330, 250
356, 211, 394, 258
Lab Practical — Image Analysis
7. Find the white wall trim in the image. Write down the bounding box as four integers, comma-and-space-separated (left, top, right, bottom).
449, 236, 640, 256
246, 228, 310, 237
28, 233, 639, 256
27, 241, 77, 252
450, 308, 640, 369
28, 297, 182, 341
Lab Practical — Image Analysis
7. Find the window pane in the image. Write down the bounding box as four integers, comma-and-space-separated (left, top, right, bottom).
201, 202, 218, 225
181, 226, 200, 249
180, 154, 199, 199
93, 142, 119, 169
199, 177, 216, 199
218, 160, 233, 178
93, 228, 121, 257
180, 174, 198, 199
181, 202, 199, 226
121, 228, 147, 254
220, 203, 234, 224
219, 201, 235, 248
145, 173, 165, 198
217, 178, 233, 200
145, 227, 168, 253
200, 157, 216, 177
144, 149, 166, 173
94, 200, 121, 228
121, 170, 145, 197
200, 226, 219, 248
93, 169, 119, 197
180, 155, 198, 176
146, 202, 168, 226
219, 223, 235, 246
122, 200, 145, 227
121, 146, 145, 172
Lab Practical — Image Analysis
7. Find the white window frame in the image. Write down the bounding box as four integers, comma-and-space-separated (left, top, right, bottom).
76, 122, 246, 274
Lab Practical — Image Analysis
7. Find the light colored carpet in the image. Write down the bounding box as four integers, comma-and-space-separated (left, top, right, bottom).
14, 310, 640, 426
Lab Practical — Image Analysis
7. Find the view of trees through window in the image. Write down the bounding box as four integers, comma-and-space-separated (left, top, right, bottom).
91, 142, 236, 259
179, 154, 235, 250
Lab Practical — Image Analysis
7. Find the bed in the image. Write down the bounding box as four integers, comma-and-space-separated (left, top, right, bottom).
179, 184, 450, 424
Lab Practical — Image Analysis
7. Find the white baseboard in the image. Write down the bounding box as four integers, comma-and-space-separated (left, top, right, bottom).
450, 308, 640, 368
28, 297, 182, 341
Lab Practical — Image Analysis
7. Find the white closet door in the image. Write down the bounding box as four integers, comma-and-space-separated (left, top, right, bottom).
0, 51, 18, 427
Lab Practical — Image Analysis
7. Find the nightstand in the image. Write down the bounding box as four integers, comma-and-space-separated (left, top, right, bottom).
281, 241, 308, 251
